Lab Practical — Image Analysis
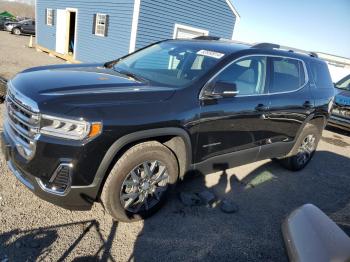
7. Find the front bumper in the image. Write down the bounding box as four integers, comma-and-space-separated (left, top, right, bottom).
1, 130, 101, 210
328, 115, 350, 131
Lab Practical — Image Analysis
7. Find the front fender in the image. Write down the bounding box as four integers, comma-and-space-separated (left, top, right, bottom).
92, 127, 192, 198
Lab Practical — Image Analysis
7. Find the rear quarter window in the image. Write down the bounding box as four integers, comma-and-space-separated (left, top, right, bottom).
309, 61, 333, 89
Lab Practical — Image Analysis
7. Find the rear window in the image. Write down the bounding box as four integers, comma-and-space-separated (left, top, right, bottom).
310, 61, 333, 89
270, 57, 306, 93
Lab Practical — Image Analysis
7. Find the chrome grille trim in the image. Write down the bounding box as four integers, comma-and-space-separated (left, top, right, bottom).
36, 163, 73, 196
7, 81, 39, 113
5, 82, 40, 160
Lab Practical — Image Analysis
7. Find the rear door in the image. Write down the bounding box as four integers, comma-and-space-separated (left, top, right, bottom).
259, 56, 311, 158
196, 55, 271, 170
21, 21, 34, 34
28, 21, 35, 34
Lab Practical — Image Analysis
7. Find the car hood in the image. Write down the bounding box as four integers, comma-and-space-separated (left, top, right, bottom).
10, 64, 176, 114
334, 89, 350, 107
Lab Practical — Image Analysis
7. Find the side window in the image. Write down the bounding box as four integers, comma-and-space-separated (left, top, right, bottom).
310, 61, 333, 89
336, 76, 350, 90
46, 8, 54, 26
214, 56, 267, 96
93, 13, 109, 37
270, 57, 306, 93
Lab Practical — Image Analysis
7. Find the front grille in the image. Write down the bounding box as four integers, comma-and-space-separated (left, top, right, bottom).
332, 104, 350, 119
4, 83, 40, 160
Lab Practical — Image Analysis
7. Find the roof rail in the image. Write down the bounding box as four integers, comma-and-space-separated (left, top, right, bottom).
252, 42, 318, 58
252, 43, 280, 49
193, 36, 221, 41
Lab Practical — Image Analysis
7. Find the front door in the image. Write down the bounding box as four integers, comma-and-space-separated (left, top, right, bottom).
196, 55, 271, 170
56, 9, 67, 54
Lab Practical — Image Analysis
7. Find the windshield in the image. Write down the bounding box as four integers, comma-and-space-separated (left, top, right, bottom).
113, 42, 226, 87
335, 75, 350, 90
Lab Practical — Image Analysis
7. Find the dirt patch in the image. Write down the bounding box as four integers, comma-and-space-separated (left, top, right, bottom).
0, 31, 64, 80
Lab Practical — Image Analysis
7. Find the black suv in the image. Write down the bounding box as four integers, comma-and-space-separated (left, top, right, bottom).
1, 39, 334, 222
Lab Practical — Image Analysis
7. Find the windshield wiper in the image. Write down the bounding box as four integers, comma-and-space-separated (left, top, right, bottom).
114, 68, 149, 83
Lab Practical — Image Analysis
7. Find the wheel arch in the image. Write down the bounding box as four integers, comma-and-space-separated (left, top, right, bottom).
287, 113, 326, 157
93, 128, 192, 199
295, 114, 327, 140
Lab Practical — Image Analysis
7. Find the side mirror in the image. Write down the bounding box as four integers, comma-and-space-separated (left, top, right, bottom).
206, 81, 239, 99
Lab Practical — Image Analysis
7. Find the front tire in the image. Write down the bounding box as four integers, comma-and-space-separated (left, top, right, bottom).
279, 124, 321, 171
101, 141, 179, 222
13, 28, 21, 35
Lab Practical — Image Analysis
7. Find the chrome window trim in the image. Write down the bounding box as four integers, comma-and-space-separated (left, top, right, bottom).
199, 54, 310, 100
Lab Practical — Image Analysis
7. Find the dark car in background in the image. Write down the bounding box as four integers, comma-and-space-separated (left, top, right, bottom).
4, 19, 34, 34
11, 19, 35, 35
329, 74, 350, 131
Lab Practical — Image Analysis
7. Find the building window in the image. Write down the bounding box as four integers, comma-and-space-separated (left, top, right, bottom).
94, 13, 109, 37
46, 8, 54, 26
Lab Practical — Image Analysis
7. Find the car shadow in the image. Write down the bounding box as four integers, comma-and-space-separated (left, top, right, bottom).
129, 150, 350, 261
0, 220, 118, 262
326, 125, 350, 137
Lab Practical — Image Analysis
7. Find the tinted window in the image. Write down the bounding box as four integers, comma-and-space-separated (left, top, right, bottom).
335, 75, 350, 90
310, 61, 333, 89
270, 57, 306, 93
214, 56, 267, 95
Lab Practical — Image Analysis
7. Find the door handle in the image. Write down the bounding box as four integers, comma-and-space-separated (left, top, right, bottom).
303, 101, 313, 109
255, 104, 268, 111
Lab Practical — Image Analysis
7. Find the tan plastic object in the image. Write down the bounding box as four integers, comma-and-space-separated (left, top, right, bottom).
282, 204, 350, 262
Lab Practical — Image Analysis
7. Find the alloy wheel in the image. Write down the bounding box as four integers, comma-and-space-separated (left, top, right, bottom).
296, 134, 316, 166
120, 160, 169, 213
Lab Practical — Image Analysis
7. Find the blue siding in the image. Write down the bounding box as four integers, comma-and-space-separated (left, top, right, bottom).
135, 0, 236, 49
36, 0, 237, 62
36, 0, 134, 62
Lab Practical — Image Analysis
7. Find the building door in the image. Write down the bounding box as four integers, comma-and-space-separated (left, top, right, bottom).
56, 9, 67, 54
67, 11, 77, 56
173, 24, 209, 39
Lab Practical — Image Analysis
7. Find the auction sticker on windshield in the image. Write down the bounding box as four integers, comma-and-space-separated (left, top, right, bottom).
197, 50, 225, 59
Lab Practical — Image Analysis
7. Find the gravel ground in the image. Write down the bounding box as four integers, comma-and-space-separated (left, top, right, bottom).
0, 31, 350, 261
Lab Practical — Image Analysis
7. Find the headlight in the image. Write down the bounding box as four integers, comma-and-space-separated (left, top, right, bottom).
40, 114, 102, 140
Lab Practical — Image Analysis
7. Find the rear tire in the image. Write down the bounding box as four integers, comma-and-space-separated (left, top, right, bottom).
101, 141, 179, 222
279, 124, 321, 171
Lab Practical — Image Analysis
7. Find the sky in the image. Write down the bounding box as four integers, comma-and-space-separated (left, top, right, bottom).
232, 0, 350, 58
